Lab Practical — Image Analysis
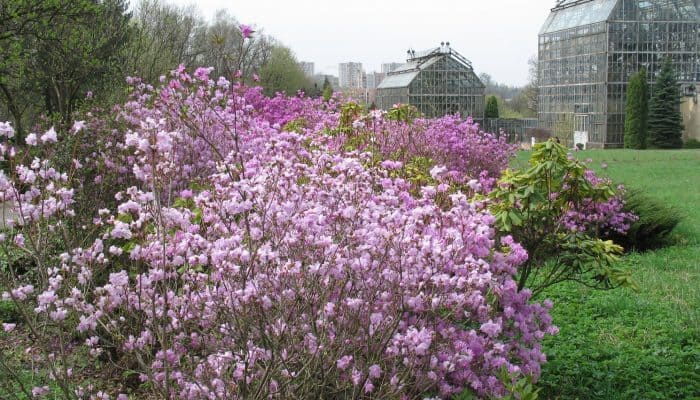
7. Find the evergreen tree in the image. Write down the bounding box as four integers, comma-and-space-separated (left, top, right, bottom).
485, 95, 499, 118
624, 69, 648, 149
322, 77, 333, 102
648, 59, 683, 148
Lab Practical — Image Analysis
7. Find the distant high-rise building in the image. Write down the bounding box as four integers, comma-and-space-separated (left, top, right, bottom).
299, 61, 315, 77
365, 72, 386, 89
339, 62, 364, 88
381, 63, 402, 74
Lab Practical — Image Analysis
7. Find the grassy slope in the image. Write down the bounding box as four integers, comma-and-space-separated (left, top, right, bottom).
520, 150, 700, 399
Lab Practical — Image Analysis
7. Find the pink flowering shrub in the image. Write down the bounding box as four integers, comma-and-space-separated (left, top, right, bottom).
333, 107, 516, 193
488, 140, 637, 296
0, 65, 556, 399
562, 169, 636, 236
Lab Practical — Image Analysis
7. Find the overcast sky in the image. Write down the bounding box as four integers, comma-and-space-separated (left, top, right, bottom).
169, 0, 558, 86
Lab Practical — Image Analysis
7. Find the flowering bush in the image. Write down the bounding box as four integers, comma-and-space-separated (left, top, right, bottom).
561, 169, 636, 236
488, 140, 637, 296
0, 65, 556, 400
334, 106, 516, 194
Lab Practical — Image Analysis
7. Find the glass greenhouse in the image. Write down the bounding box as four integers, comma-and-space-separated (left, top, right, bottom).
538, 0, 700, 148
376, 44, 485, 119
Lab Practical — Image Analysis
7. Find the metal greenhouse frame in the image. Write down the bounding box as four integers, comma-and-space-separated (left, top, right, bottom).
376, 44, 485, 119
538, 0, 700, 148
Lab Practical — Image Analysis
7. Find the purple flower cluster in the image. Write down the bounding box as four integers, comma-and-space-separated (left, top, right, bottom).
563, 170, 637, 235
0, 67, 555, 399
337, 112, 517, 192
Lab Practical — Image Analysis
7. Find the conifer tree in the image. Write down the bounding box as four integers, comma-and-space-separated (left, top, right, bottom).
322, 77, 333, 101
624, 69, 648, 149
648, 59, 683, 148
485, 95, 499, 118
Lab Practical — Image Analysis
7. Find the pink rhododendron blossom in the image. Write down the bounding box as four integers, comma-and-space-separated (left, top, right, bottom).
72, 120, 86, 132
239, 24, 254, 39
25, 133, 38, 146
40, 127, 57, 143
561, 170, 637, 235
337, 355, 353, 370
13, 234, 24, 246
0, 121, 14, 138
31, 386, 49, 397
369, 364, 382, 379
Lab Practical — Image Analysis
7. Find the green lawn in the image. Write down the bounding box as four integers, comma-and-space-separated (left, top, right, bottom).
521, 149, 700, 399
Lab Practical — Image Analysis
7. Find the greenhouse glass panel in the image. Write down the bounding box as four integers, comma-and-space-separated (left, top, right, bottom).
376, 44, 485, 119
538, 0, 700, 148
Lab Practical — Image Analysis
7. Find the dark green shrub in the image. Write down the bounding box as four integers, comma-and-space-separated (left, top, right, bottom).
0, 300, 20, 324
485, 95, 500, 118
683, 139, 700, 149
605, 189, 682, 251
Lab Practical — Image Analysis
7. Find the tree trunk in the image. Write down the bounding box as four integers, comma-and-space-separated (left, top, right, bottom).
0, 82, 25, 141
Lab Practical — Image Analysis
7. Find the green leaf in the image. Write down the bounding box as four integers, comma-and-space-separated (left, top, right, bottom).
508, 210, 523, 226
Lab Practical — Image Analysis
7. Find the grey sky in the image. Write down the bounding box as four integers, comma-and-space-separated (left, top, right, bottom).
170, 0, 558, 86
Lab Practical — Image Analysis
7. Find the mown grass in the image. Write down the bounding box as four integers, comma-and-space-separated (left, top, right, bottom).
518, 149, 700, 399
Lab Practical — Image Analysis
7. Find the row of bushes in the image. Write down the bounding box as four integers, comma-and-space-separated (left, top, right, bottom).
0, 63, 683, 399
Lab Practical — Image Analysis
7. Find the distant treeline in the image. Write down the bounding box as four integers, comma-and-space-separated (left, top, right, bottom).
0, 0, 316, 139
478, 55, 539, 119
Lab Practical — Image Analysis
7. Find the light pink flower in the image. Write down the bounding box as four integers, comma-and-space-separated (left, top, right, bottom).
25, 133, 38, 146
0, 121, 14, 138
72, 120, 86, 132
336, 355, 353, 370
40, 127, 57, 143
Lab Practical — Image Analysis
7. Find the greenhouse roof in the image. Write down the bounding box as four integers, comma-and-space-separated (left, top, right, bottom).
376, 71, 420, 89
376, 56, 440, 89
540, 0, 617, 34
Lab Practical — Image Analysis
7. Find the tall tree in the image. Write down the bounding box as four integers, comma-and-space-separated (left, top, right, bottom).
648, 59, 683, 149
0, 0, 132, 137
624, 68, 649, 149
0, 0, 92, 137
34, 0, 133, 121
192, 10, 273, 80
523, 55, 539, 115
485, 95, 499, 118
258, 46, 312, 97
322, 77, 333, 101
125, 0, 202, 84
